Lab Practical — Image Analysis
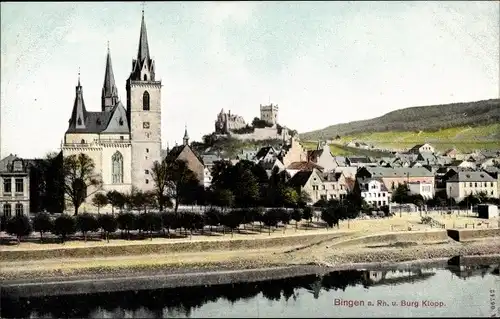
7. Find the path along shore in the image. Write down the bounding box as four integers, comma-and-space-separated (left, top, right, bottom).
1, 228, 500, 297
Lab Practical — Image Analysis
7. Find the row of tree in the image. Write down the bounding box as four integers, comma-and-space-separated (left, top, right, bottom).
1, 207, 318, 244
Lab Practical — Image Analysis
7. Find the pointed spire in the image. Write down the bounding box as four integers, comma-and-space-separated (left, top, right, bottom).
69, 74, 87, 130
183, 125, 190, 146
102, 43, 119, 111
137, 9, 150, 64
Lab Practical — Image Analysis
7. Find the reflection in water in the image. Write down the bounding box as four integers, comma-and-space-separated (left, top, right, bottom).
1, 265, 498, 318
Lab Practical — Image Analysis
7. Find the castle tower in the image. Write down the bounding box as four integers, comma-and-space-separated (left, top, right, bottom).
101, 43, 119, 112
260, 103, 279, 126
126, 10, 162, 191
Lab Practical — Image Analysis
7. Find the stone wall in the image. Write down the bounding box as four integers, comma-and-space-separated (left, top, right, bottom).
446, 228, 500, 242
230, 127, 289, 141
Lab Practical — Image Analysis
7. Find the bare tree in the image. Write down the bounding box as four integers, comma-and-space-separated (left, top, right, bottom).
150, 159, 170, 211
63, 153, 102, 215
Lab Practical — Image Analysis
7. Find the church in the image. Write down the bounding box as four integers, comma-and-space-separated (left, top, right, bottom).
62, 11, 162, 209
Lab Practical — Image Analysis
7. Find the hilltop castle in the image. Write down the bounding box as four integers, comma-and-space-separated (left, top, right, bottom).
61, 11, 162, 203
214, 103, 279, 134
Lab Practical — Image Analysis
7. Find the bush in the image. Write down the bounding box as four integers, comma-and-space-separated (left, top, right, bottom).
97, 214, 118, 242
5, 215, 32, 243
53, 215, 76, 243
76, 213, 99, 241
32, 213, 53, 242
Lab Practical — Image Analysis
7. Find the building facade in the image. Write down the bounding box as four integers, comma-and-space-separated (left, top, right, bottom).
446, 171, 498, 202
214, 109, 247, 134
61, 12, 162, 211
0, 155, 30, 217
358, 178, 390, 207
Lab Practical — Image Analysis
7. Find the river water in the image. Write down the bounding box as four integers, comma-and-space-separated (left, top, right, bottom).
1, 264, 499, 318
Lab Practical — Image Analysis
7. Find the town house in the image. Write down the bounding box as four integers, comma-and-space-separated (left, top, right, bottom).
357, 178, 390, 207
446, 171, 498, 202
0, 155, 30, 217
357, 167, 435, 193
286, 168, 324, 204
307, 141, 337, 172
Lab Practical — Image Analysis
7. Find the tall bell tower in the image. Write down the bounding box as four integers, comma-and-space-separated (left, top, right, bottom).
127, 10, 162, 191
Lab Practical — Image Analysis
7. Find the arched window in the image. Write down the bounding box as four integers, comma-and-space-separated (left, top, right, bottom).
143, 74, 148, 81
112, 151, 123, 184
143, 91, 150, 110
3, 203, 11, 217
81, 139, 86, 144
15, 203, 23, 216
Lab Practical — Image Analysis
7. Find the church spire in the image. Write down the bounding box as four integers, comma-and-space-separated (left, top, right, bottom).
128, 8, 155, 81
183, 125, 189, 146
137, 10, 150, 64
102, 42, 119, 112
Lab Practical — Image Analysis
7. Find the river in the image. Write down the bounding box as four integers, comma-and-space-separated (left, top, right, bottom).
1, 264, 499, 318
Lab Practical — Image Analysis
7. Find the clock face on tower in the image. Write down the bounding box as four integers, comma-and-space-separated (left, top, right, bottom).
143, 122, 150, 129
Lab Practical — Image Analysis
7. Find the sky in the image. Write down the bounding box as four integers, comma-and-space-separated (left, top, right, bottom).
1, 1, 499, 159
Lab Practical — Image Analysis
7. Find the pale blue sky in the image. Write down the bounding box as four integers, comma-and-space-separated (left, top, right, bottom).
1, 1, 499, 158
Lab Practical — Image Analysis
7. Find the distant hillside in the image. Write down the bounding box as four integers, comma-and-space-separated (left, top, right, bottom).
300, 99, 500, 141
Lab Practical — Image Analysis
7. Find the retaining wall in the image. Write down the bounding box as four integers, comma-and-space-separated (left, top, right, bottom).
331, 230, 449, 248
446, 228, 500, 242
0, 232, 344, 261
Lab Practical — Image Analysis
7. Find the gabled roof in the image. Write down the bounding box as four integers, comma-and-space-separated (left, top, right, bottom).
287, 161, 323, 171
357, 177, 389, 192
287, 170, 314, 187
361, 166, 434, 178
448, 171, 496, 182
255, 146, 276, 160
166, 144, 204, 165
67, 101, 129, 134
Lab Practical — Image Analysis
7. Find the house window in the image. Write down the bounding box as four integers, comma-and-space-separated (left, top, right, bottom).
15, 178, 23, 193
144, 74, 148, 81
81, 139, 86, 144
491, 182, 494, 187
112, 151, 123, 184
320, 195, 326, 200
469, 182, 472, 187
120, 136, 124, 140
13, 161, 23, 171
15, 203, 23, 216
145, 170, 149, 175
3, 178, 11, 194
145, 179, 149, 184
146, 148, 149, 153
143, 91, 150, 110
491, 191, 494, 196
474, 182, 477, 187
383, 193, 386, 197
3, 204, 11, 217
143, 122, 150, 129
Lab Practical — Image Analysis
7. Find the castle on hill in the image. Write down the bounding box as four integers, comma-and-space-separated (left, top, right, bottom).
214, 103, 281, 136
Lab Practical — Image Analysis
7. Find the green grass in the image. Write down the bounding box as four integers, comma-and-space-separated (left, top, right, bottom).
333, 124, 500, 153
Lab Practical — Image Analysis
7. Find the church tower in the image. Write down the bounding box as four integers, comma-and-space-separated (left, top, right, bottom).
127, 10, 162, 191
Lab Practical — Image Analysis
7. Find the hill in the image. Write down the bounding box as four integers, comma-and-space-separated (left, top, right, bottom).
331, 124, 500, 153
300, 99, 500, 141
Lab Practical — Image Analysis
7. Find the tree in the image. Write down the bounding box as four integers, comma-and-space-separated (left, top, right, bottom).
280, 209, 291, 232
32, 213, 53, 243
129, 189, 150, 213
63, 153, 102, 215
392, 183, 410, 204
298, 191, 312, 208
302, 206, 314, 223
212, 189, 235, 210
5, 215, 32, 243
137, 212, 162, 240
116, 212, 136, 239
222, 210, 243, 237
53, 215, 76, 243
107, 190, 127, 214
29, 152, 65, 214
281, 187, 299, 208
165, 159, 200, 213
205, 208, 222, 232
76, 213, 99, 242
232, 168, 260, 207
262, 209, 280, 235
321, 207, 340, 229
97, 214, 117, 243
150, 159, 170, 211
291, 209, 303, 230
92, 193, 108, 214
